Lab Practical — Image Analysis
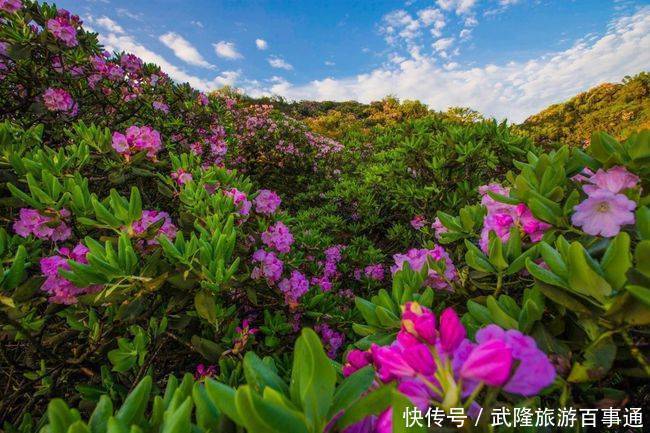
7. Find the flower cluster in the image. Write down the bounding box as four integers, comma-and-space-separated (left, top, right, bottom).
46, 11, 78, 47
120, 54, 143, 74
344, 302, 556, 431
478, 183, 551, 253
42, 88, 77, 116
224, 188, 252, 216
311, 244, 345, 291
129, 210, 177, 246
391, 246, 457, 290
571, 166, 638, 237
278, 270, 309, 308
40, 244, 101, 304
13, 208, 71, 242
0, 0, 22, 13
315, 323, 345, 359
261, 221, 294, 254
251, 249, 284, 284
254, 189, 281, 215
171, 168, 193, 186
112, 125, 163, 160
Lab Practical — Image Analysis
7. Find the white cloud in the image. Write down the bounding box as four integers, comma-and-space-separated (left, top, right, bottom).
191, 20, 204, 28
381, 9, 421, 43
99, 31, 238, 91
85, 16, 125, 34
249, 8, 650, 123
432, 37, 455, 52
268, 56, 293, 70
418, 7, 446, 37
460, 28, 472, 39
325, 60, 336, 66
436, 0, 477, 15
159, 32, 213, 68
213, 41, 243, 59
255, 38, 268, 50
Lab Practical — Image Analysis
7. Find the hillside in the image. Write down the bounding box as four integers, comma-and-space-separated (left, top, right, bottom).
518, 72, 650, 146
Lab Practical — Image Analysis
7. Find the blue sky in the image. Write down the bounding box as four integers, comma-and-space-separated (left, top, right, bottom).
61, 0, 649, 121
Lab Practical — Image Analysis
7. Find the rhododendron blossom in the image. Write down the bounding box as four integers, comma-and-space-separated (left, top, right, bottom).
410, 215, 426, 230
582, 166, 639, 195
261, 221, 294, 253
42, 88, 77, 115
224, 188, 252, 216
112, 125, 163, 160
40, 244, 101, 304
251, 249, 283, 284
364, 263, 384, 281
572, 189, 636, 237
129, 210, 177, 246
120, 54, 143, 74
391, 246, 457, 290
431, 217, 448, 240
0, 0, 22, 13
254, 189, 281, 215
171, 168, 192, 185
46, 15, 78, 47
13, 207, 71, 241
152, 101, 169, 113
278, 270, 309, 307
315, 323, 344, 358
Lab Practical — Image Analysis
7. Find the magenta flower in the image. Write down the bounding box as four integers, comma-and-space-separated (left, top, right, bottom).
391, 246, 457, 290
278, 270, 309, 307
254, 189, 281, 215
120, 54, 143, 74
439, 307, 466, 353
251, 249, 284, 284
583, 166, 639, 195
152, 101, 169, 113
130, 210, 177, 245
224, 188, 252, 216
410, 215, 426, 230
46, 16, 78, 47
343, 349, 373, 377
364, 263, 384, 281
0, 0, 22, 13
261, 221, 294, 254
40, 244, 101, 304
460, 339, 513, 387
315, 323, 345, 358
194, 364, 217, 380
571, 189, 636, 237
171, 168, 192, 186
112, 126, 163, 160
401, 302, 437, 345
13, 208, 71, 242
431, 217, 449, 240
42, 88, 77, 115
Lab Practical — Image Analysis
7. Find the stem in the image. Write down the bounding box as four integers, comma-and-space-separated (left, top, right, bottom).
621, 330, 650, 376
494, 273, 503, 296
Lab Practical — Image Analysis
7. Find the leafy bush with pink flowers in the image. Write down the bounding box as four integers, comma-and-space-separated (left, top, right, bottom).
0, 2, 648, 432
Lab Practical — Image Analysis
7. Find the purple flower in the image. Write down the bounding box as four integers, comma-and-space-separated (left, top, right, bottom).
224, 188, 252, 216
460, 339, 513, 387
278, 270, 309, 307
254, 189, 281, 215
583, 166, 639, 195
431, 217, 449, 240
251, 249, 284, 284
39, 244, 101, 304
112, 126, 163, 160
13, 208, 71, 242
410, 215, 426, 230
171, 168, 192, 185
0, 0, 22, 13
315, 323, 345, 358
261, 221, 294, 254
194, 364, 217, 380
120, 54, 143, 74
391, 246, 457, 290
130, 210, 177, 245
571, 189, 636, 237
364, 263, 384, 281
42, 88, 77, 115
46, 16, 78, 47
152, 101, 169, 113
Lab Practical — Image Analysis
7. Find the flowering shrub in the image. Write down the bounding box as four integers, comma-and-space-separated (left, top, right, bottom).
0, 1, 648, 431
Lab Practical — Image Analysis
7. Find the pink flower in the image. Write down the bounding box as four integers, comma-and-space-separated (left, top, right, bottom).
152, 101, 169, 113
401, 302, 437, 345
13, 208, 71, 242
439, 307, 466, 353
343, 349, 373, 377
571, 189, 636, 237
364, 263, 384, 281
460, 339, 513, 387
261, 221, 294, 254
130, 210, 177, 245
171, 168, 193, 185
112, 126, 162, 160
278, 270, 309, 307
410, 215, 426, 230
194, 364, 217, 380
431, 217, 448, 240
42, 88, 77, 115
251, 249, 284, 284
224, 188, 252, 216
391, 246, 457, 290
120, 54, 143, 74
516, 204, 551, 242
583, 166, 639, 195
479, 183, 511, 214
46, 16, 78, 47
0, 0, 22, 13
254, 189, 281, 215
39, 244, 101, 304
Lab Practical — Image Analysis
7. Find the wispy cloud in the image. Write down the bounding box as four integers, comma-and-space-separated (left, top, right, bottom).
255, 38, 268, 50
213, 41, 243, 59
248, 7, 650, 123
159, 32, 213, 68
268, 56, 293, 70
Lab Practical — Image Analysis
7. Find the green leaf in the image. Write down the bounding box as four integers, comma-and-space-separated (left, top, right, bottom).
243, 352, 290, 396
486, 296, 518, 329
89, 396, 113, 433
567, 242, 612, 304
204, 380, 244, 426
600, 232, 631, 290
336, 385, 394, 430
161, 397, 192, 433
626, 285, 650, 308
115, 376, 151, 426
328, 366, 375, 419
525, 258, 568, 289
636, 206, 650, 240
235, 386, 309, 433
192, 383, 221, 431
47, 400, 80, 433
